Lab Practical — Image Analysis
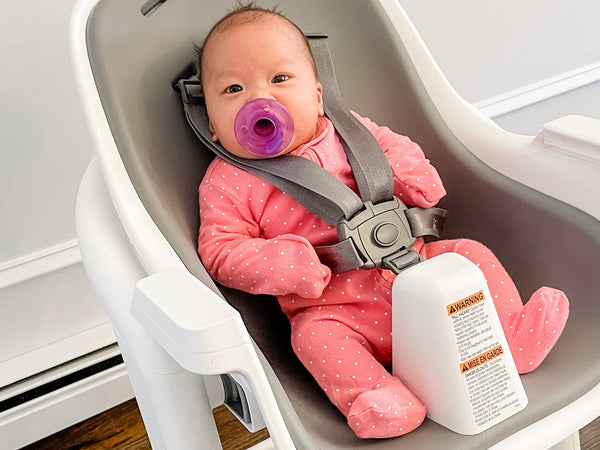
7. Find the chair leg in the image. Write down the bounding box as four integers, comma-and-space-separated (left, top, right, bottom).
119, 338, 223, 450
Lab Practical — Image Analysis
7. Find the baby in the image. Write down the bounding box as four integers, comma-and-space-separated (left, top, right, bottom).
197, 4, 569, 439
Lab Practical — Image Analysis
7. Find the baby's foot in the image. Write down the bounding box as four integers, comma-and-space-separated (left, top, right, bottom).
347, 379, 426, 439
504, 287, 569, 374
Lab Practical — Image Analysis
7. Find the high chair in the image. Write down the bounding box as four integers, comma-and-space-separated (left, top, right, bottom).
71, 0, 600, 448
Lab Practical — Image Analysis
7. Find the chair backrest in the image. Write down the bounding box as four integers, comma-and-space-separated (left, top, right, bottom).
86, 0, 600, 447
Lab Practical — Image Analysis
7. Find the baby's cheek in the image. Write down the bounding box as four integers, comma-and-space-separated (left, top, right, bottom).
217, 134, 257, 159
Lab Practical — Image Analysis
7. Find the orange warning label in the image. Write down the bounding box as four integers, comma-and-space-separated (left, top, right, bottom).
460, 345, 504, 374
447, 290, 485, 316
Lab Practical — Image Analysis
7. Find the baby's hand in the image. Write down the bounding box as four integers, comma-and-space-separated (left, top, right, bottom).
354, 113, 446, 207
205, 232, 331, 298
254, 234, 331, 298
291, 260, 331, 298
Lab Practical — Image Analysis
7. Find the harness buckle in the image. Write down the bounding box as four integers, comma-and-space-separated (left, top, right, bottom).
382, 249, 422, 274
337, 197, 418, 271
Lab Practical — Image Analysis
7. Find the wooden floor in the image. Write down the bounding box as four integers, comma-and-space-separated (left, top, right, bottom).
22, 399, 268, 450
22, 398, 600, 449
580, 418, 600, 450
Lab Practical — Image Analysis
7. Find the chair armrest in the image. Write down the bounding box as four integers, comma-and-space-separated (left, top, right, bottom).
131, 266, 251, 374
131, 266, 297, 448
533, 115, 600, 164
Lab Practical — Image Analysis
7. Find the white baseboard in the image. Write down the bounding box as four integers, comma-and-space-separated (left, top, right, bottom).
0, 322, 117, 388
475, 63, 600, 119
0, 240, 82, 290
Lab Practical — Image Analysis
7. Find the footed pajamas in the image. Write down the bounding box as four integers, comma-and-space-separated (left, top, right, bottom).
198, 115, 569, 439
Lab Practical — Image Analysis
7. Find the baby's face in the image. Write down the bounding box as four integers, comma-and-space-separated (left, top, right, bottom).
201, 15, 324, 159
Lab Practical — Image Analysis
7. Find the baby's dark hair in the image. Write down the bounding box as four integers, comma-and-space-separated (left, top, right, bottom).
197, 2, 318, 85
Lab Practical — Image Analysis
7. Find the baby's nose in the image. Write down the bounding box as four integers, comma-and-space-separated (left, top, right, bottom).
251, 92, 277, 102
247, 85, 277, 102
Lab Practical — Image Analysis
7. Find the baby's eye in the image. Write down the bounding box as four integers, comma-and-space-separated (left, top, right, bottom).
225, 84, 243, 94
272, 74, 289, 84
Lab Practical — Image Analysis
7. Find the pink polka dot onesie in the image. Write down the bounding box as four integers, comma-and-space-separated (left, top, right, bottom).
198, 114, 569, 439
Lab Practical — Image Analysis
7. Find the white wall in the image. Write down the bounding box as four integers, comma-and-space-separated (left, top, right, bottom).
0, 0, 114, 388
1, 0, 93, 256
399, 0, 600, 135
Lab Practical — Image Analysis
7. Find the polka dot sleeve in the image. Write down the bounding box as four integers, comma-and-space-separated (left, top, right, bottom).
353, 113, 447, 208
198, 171, 332, 298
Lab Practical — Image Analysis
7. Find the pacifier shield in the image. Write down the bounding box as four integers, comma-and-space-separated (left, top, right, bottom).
234, 98, 294, 157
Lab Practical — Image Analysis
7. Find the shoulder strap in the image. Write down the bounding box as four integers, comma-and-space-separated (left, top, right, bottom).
179, 80, 364, 223
309, 35, 394, 205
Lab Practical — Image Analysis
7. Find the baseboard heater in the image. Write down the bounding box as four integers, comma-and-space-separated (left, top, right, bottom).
0, 353, 123, 413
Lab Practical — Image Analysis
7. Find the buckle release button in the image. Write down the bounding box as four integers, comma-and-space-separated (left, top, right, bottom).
373, 222, 399, 247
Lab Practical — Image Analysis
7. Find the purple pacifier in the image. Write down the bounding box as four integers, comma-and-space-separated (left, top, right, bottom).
234, 98, 294, 157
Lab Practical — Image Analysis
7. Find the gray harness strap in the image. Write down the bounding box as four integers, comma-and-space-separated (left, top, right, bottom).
308, 36, 446, 273
309, 35, 395, 206
178, 35, 447, 274
180, 81, 364, 223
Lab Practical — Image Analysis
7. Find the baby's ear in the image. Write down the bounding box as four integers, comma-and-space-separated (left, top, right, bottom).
316, 82, 324, 116
208, 120, 219, 142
